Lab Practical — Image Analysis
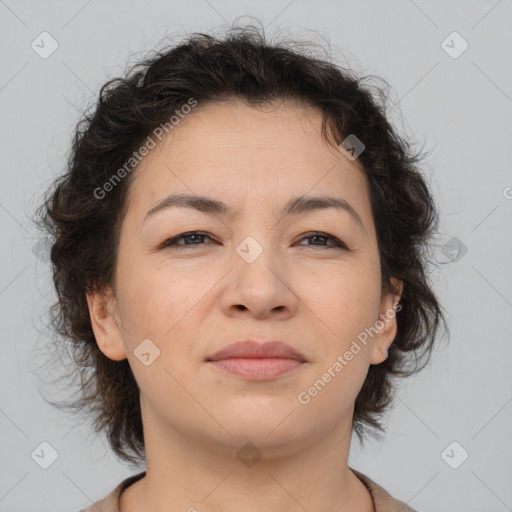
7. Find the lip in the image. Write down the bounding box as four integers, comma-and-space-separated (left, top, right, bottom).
206, 340, 307, 380
206, 340, 306, 362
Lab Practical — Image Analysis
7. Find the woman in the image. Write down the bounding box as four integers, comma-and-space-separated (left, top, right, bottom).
37, 24, 447, 512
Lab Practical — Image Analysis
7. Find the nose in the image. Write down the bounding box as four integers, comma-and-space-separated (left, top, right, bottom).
220, 247, 298, 320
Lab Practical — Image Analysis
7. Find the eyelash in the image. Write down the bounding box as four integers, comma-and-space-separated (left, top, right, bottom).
159, 231, 349, 250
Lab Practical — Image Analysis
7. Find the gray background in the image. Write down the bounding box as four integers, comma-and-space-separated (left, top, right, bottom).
1, 1, 511, 511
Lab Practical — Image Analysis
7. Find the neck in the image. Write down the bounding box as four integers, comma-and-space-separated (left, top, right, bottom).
119, 407, 374, 512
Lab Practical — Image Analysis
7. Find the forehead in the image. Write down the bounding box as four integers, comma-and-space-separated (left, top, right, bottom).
124, 99, 373, 230
136, 97, 362, 171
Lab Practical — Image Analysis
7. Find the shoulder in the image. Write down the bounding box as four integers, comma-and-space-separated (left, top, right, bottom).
351, 468, 418, 512
77, 471, 146, 512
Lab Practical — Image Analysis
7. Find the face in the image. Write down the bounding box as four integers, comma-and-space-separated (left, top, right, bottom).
88, 99, 402, 452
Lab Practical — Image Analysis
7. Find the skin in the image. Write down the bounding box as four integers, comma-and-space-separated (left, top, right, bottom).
87, 98, 403, 512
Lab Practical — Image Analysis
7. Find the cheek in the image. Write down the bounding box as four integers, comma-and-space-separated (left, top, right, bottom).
303, 263, 381, 337
115, 264, 180, 340
117, 261, 218, 362
295, 355, 369, 433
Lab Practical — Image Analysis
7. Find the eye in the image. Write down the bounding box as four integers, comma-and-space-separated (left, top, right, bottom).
158, 231, 349, 251
296, 232, 349, 250
159, 231, 215, 249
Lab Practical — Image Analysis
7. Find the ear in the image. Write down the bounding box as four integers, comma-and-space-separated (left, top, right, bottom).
86, 287, 128, 361
370, 277, 403, 365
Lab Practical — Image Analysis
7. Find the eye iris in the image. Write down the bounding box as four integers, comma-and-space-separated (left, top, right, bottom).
309, 235, 327, 245
182, 234, 205, 244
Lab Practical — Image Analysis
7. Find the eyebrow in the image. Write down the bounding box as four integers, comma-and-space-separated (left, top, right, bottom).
144, 193, 365, 230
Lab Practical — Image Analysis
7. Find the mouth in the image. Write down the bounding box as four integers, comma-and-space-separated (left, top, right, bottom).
206, 340, 307, 381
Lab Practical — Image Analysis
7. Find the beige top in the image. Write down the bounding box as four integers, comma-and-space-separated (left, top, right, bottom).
78, 468, 416, 512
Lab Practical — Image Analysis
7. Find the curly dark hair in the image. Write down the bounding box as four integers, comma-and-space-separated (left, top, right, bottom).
34, 22, 449, 465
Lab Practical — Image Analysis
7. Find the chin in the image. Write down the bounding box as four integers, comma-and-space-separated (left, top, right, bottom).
216, 406, 304, 444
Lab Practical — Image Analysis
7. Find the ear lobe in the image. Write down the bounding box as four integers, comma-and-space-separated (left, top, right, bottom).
86, 288, 127, 361
370, 278, 403, 365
